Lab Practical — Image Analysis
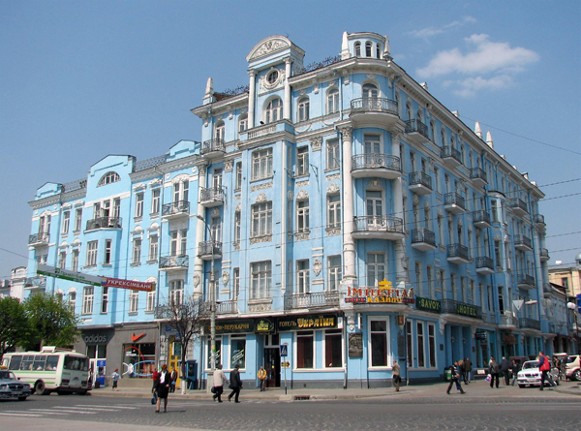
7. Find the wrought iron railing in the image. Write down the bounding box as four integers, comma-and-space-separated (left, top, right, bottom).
352, 154, 401, 172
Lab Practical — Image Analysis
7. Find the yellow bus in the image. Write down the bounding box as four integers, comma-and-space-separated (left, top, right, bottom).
1, 346, 91, 395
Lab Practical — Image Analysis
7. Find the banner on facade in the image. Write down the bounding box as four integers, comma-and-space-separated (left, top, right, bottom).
344, 280, 415, 304
102, 277, 155, 292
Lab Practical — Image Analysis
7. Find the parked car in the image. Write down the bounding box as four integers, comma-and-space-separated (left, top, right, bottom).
0, 370, 32, 401
516, 360, 560, 388
563, 354, 581, 381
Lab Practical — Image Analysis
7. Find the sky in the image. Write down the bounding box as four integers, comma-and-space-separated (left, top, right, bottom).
1, 0, 580, 280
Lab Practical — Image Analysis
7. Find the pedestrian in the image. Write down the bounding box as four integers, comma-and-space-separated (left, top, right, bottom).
170, 367, 178, 393
538, 351, 551, 390
257, 365, 267, 392
489, 356, 500, 388
212, 364, 226, 402
510, 359, 521, 386
446, 360, 465, 395
111, 368, 120, 391
227, 364, 242, 403
392, 359, 401, 392
154, 364, 172, 413
463, 357, 472, 384
500, 356, 510, 385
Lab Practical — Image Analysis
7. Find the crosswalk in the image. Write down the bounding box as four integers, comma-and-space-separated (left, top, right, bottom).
0, 402, 141, 418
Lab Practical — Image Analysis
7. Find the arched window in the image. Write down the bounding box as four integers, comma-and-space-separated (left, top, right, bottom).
265, 98, 282, 124
354, 41, 361, 57
362, 84, 378, 108
376, 43, 381, 59
297, 96, 310, 122
365, 41, 373, 57
98, 171, 120, 187
238, 113, 248, 133
327, 88, 340, 114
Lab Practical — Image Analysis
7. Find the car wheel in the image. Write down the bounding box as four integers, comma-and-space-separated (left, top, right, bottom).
574, 370, 581, 381
18, 396, 28, 401
518, 384, 525, 388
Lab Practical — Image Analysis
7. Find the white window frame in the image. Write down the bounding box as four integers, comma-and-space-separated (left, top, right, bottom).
297, 259, 310, 294
297, 97, 309, 122
251, 202, 272, 238
296, 146, 309, 177
169, 279, 184, 306
326, 88, 339, 114
327, 255, 341, 291
86, 240, 98, 267
135, 192, 144, 218
265, 98, 282, 124
132, 238, 142, 265
82, 286, 94, 315
296, 199, 310, 234
251, 148, 273, 181
326, 138, 340, 169
250, 261, 271, 300
151, 188, 161, 215
129, 290, 139, 313
327, 193, 341, 229
368, 318, 390, 368
61, 211, 70, 235
148, 234, 159, 262
146, 285, 155, 312
101, 287, 109, 314
366, 252, 385, 286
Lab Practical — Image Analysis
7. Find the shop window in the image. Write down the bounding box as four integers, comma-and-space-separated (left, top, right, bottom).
230, 335, 246, 369
296, 331, 314, 369
369, 319, 389, 367
324, 329, 342, 368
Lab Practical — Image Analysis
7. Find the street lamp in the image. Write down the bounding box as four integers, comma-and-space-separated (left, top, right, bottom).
196, 215, 217, 385
567, 301, 580, 355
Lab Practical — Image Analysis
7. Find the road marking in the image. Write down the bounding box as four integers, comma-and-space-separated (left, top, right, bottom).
74, 404, 139, 410
0, 412, 41, 417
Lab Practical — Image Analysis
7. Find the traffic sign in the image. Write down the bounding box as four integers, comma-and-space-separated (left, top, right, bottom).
281, 361, 290, 368
280, 344, 288, 357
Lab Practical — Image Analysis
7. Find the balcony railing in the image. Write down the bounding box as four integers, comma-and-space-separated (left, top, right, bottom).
405, 119, 429, 143
520, 318, 541, 330
197, 241, 223, 260
510, 198, 529, 216
470, 167, 488, 186
514, 234, 532, 251
411, 228, 436, 251
353, 215, 404, 239
475, 256, 494, 274
447, 243, 470, 264
409, 171, 432, 195
440, 146, 462, 167
159, 255, 189, 270
199, 187, 225, 207
351, 154, 401, 179
472, 209, 491, 228
516, 273, 535, 288
28, 232, 50, 245
162, 201, 190, 218
25, 276, 46, 290
284, 291, 340, 310
443, 192, 466, 213
540, 248, 550, 262
350, 97, 398, 115
85, 217, 122, 231
200, 138, 225, 156
441, 299, 482, 319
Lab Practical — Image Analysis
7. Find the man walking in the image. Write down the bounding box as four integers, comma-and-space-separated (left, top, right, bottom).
446, 361, 465, 395
538, 351, 551, 390
228, 364, 242, 403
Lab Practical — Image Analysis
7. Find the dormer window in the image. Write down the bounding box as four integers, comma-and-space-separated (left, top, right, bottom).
98, 171, 120, 187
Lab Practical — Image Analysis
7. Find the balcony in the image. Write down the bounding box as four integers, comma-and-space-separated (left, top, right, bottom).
520, 317, 541, 330
284, 291, 340, 310
25, 276, 46, 291
404, 119, 429, 145
28, 232, 50, 247
409, 171, 432, 195
159, 255, 189, 271
351, 153, 401, 180
197, 240, 222, 261
200, 138, 225, 159
199, 187, 225, 207
516, 273, 535, 289
349, 97, 400, 129
443, 192, 466, 214
470, 167, 488, 188
510, 198, 529, 217
440, 146, 462, 169
472, 210, 491, 229
475, 256, 494, 275
216, 300, 239, 315
441, 299, 482, 319
352, 215, 405, 241
514, 234, 533, 252
499, 312, 517, 329
85, 217, 122, 231
411, 228, 437, 251
162, 201, 190, 219
540, 248, 550, 262
447, 243, 470, 264
534, 214, 546, 233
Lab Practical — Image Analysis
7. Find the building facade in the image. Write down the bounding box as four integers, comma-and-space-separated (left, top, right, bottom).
26, 32, 554, 389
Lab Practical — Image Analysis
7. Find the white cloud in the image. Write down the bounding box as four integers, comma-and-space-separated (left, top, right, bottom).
416, 34, 539, 97
408, 16, 477, 39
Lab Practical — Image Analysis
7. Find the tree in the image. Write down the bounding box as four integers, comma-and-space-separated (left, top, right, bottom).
22, 293, 79, 351
156, 295, 207, 394
0, 297, 28, 359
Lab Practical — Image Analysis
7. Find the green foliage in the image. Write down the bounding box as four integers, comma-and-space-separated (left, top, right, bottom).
0, 297, 28, 358
21, 293, 79, 351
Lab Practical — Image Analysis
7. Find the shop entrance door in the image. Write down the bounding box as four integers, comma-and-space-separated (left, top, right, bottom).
263, 334, 281, 388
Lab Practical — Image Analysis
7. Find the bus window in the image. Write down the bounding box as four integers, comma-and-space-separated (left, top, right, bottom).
21, 355, 34, 370
8, 355, 22, 370
33, 355, 47, 371
46, 355, 59, 371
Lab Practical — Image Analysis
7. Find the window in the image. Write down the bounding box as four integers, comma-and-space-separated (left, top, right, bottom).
235, 162, 242, 191
98, 171, 120, 186
364, 133, 381, 155
82, 286, 94, 315
148, 234, 159, 262
170, 229, 187, 256
146, 284, 155, 312
251, 148, 273, 180
327, 88, 340, 114
104, 239, 112, 265
369, 319, 389, 367
427, 323, 436, 368
58, 251, 66, 270
72, 249, 79, 272
296, 331, 314, 369
297, 260, 310, 294
362, 83, 378, 101
296, 199, 310, 234
68, 291, 76, 312
328, 255, 342, 291
206, 337, 222, 369
406, 321, 413, 368
354, 41, 361, 56
324, 329, 342, 368
265, 98, 282, 123
266, 69, 279, 84
74, 208, 82, 233
169, 280, 184, 306
62, 211, 70, 235
232, 267, 240, 299
135, 192, 144, 218
234, 211, 241, 247
132, 238, 142, 265
250, 261, 271, 300
251, 201, 272, 238
151, 189, 160, 215
238, 114, 248, 133
326, 138, 340, 169
327, 193, 341, 229
366, 190, 383, 224
214, 121, 225, 143
101, 287, 109, 314
365, 41, 372, 57
173, 180, 189, 206
367, 252, 385, 287
86, 240, 98, 267
230, 335, 246, 369
297, 97, 309, 122
417, 322, 425, 367
296, 146, 309, 176
129, 290, 139, 313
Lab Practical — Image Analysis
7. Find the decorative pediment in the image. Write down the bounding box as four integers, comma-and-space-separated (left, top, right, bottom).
247, 36, 292, 61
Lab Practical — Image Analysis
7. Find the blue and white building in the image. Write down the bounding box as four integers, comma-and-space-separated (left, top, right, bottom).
26, 32, 554, 388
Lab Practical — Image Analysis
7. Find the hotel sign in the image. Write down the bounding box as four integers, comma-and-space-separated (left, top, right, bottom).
278, 314, 338, 330
415, 297, 441, 314
345, 280, 415, 304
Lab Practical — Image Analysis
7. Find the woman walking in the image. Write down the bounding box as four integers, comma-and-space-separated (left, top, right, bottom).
154, 364, 172, 413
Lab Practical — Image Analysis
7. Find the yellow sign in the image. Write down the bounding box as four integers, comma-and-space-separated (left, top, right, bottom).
281, 361, 290, 368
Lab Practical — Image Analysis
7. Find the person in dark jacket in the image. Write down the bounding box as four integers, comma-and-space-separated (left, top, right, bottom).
446, 361, 465, 395
154, 364, 172, 413
227, 364, 242, 403
500, 356, 510, 385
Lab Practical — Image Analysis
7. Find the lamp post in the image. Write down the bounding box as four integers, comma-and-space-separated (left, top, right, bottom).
567, 301, 580, 355
197, 215, 216, 385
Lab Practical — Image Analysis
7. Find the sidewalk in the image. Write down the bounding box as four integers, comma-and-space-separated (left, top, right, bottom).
91, 379, 581, 401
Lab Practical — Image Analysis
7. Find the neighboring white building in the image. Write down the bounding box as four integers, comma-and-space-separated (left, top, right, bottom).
25, 32, 554, 388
